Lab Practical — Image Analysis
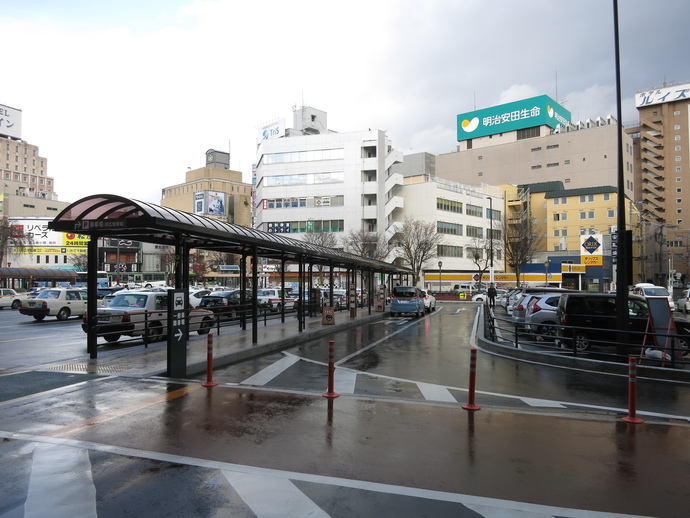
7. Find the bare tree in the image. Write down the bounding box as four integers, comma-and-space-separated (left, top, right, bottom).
68, 253, 89, 271
302, 230, 340, 286
0, 217, 35, 268
394, 217, 443, 286
502, 216, 543, 286
342, 228, 390, 261
466, 237, 492, 291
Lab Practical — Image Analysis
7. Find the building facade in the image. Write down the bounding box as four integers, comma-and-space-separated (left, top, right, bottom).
436, 95, 635, 201
254, 106, 403, 245
627, 82, 690, 285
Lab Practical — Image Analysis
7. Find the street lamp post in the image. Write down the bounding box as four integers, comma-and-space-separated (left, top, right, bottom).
544, 259, 550, 286
438, 261, 442, 294
487, 197, 494, 284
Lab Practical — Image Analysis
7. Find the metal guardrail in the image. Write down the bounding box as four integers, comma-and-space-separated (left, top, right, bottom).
483, 302, 690, 370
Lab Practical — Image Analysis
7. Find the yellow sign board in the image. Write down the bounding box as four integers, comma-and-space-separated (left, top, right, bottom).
582, 255, 603, 266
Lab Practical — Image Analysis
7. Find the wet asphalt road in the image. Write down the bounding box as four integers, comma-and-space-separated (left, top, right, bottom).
1, 304, 690, 517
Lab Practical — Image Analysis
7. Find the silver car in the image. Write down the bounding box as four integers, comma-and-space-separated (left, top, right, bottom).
524, 293, 562, 340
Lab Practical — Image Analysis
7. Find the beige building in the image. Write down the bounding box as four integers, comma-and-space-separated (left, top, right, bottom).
437, 117, 635, 201
161, 165, 252, 228
627, 82, 690, 285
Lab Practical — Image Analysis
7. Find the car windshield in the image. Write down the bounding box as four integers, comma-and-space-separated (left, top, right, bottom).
644, 287, 669, 296
109, 294, 149, 308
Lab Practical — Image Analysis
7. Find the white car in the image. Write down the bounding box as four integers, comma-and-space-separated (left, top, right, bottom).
0, 288, 30, 310
189, 289, 211, 308
256, 288, 295, 311
18, 287, 88, 321
420, 290, 436, 312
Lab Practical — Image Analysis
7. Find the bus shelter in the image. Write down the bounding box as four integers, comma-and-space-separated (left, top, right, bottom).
49, 194, 412, 363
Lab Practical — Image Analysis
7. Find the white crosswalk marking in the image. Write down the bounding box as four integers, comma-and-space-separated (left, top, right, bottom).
417, 382, 457, 402
334, 369, 357, 394
25, 443, 97, 518
241, 355, 301, 386
223, 470, 330, 518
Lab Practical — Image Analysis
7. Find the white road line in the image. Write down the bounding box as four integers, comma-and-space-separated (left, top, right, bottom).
417, 382, 457, 402
240, 355, 301, 386
24, 443, 97, 518
223, 471, 330, 518
1, 431, 656, 518
334, 369, 358, 394
520, 397, 567, 408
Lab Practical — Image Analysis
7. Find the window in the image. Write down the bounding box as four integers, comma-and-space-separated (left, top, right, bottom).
437, 198, 462, 213
676, 156, 682, 162
675, 110, 681, 115
531, 147, 542, 152
588, 211, 594, 219
531, 165, 542, 170
677, 168, 683, 173
437, 244, 463, 257
546, 144, 559, 149
677, 188, 683, 193
466, 225, 483, 238
546, 162, 559, 168
465, 204, 483, 217
676, 146, 682, 151
437, 221, 462, 235
608, 210, 615, 218
678, 198, 683, 204
603, 193, 610, 201
675, 125, 682, 130
580, 212, 587, 220
676, 135, 682, 140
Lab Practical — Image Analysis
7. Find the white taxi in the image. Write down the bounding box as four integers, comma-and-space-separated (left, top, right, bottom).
18, 287, 88, 321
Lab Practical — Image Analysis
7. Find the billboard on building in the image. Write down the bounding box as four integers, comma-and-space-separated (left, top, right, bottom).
0, 104, 22, 140
580, 234, 603, 266
9, 218, 89, 254
258, 119, 285, 142
456, 95, 571, 141
194, 191, 226, 216
635, 82, 690, 108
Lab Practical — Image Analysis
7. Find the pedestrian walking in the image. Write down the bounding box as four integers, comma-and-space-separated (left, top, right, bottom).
487, 284, 497, 308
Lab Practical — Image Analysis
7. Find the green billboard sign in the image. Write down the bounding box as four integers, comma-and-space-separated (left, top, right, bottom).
457, 95, 571, 141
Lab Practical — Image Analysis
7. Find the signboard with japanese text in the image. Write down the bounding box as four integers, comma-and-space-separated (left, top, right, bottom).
10, 218, 90, 254
635, 82, 690, 108
457, 95, 571, 141
0, 103, 22, 140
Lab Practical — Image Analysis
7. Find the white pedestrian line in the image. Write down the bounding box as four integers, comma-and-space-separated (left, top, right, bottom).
25, 443, 97, 518
240, 355, 301, 386
417, 382, 458, 402
223, 470, 330, 518
334, 369, 358, 394
520, 397, 567, 408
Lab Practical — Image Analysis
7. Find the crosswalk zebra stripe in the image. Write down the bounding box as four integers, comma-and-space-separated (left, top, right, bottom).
223, 470, 330, 518
25, 443, 97, 518
240, 355, 301, 386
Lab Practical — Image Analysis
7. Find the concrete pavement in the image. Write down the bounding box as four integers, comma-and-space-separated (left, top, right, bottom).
0, 304, 688, 517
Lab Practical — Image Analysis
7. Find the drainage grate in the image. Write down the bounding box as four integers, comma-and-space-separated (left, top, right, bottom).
47, 363, 128, 374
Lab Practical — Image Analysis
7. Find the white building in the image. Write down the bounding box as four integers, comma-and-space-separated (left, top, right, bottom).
254, 106, 403, 243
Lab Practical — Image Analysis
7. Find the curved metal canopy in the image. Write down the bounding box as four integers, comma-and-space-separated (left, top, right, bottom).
49, 194, 411, 274
0, 267, 78, 279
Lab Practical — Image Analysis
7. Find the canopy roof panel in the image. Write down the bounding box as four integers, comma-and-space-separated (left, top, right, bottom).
50, 194, 411, 273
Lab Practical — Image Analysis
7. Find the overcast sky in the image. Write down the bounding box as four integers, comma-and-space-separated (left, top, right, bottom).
3, 0, 688, 205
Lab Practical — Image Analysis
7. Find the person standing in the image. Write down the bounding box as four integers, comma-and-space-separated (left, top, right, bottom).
487, 284, 497, 309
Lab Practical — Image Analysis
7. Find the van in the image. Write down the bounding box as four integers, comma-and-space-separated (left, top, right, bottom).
390, 286, 425, 317
630, 283, 675, 311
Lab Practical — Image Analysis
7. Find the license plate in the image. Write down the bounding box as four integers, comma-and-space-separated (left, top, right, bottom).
97, 316, 111, 322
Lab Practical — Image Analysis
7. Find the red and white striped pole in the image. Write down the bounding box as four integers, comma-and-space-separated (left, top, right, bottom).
622, 356, 643, 423
323, 339, 340, 398
202, 333, 218, 387
462, 348, 481, 411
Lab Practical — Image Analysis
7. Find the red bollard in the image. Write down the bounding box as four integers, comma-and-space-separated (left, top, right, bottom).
622, 356, 643, 423
323, 339, 340, 398
462, 348, 481, 411
202, 333, 218, 387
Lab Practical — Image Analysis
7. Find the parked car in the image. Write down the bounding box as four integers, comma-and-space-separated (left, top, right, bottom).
83, 290, 214, 343
556, 292, 690, 352
198, 290, 265, 318
256, 288, 296, 311
96, 286, 126, 300
420, 289, 436, 312
188, 289, 211, 308
0, 288, 30, 310
18, 287, 88, 321
677, 289, 690, 313
500, 287, 521, 310
524, 293, 562, 340
511, 293, 544, 328
631, 283, 675, 311
390, 286, 425, 317
473, 288, 507, 304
